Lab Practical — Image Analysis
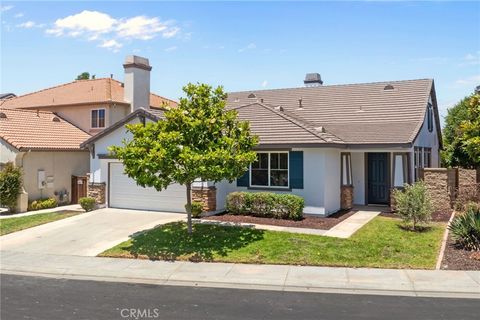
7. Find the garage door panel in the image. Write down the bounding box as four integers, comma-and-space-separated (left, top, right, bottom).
109, 163, 186, 212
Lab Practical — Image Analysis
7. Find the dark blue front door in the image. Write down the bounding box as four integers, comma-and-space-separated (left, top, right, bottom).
367, 153, 389, 204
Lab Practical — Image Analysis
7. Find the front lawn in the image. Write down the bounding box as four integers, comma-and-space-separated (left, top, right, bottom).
0, 211, 82, 236
100, 217, 445, 269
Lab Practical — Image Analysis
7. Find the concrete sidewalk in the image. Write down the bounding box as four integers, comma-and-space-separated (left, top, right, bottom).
0, 204, 83, 219
1, 250, 478, 299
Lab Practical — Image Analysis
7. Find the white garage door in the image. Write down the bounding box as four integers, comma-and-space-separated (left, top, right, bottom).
109, 163, 186, 212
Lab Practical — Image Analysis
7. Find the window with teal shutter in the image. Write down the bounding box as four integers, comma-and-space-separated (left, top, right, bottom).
289, 151, 304, 189
236, 170, 249, 187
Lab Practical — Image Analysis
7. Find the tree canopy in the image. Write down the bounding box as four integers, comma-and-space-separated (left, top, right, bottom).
442, 92, 480, 168
111, 83, 258, 233
75, 72, 95, 80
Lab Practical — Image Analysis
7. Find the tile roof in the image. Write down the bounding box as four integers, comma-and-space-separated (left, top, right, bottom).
227, 79, 438, 146
0, 78, 177, 110
235, 103, 344, 146
0, 108, 90, 151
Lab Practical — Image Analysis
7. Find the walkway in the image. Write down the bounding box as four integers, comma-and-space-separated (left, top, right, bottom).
1, 251, 478, 299
324, 209, 380, 238
0, 204, 84, 219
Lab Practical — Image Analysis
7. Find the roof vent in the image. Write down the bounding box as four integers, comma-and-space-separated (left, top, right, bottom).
384, 84, 394, 90
248, 93, 256, 99
234, 98, 240, 103
52, 116, 61, 122
315, 126, 326, 133
0, 112, 6, 119
304, 73, 323, 87
298, 98, 303, 109
274, 106, 284, 112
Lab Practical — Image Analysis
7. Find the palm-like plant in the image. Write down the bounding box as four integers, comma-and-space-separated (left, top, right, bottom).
449, 203, 480, 251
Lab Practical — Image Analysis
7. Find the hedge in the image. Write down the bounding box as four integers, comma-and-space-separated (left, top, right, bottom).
79, 197, 96, 212
226, 192, 304, 220
28, 198, 58, 211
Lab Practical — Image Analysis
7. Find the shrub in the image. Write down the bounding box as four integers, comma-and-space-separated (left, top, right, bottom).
226, 192, 304, 220
28, 198, 58, 211
0, 162, 23, 212
79, 197, 96, 212
454, 183, 480, 211
190, 201, 203, 218
392, 181, 433, 231
449, 203, 480, 251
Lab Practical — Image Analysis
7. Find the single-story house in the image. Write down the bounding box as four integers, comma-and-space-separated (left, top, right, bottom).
81, 74, 441, 216
0, 108, 90, 211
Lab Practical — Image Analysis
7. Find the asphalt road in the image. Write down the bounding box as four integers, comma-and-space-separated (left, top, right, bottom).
1, 274, 478, 320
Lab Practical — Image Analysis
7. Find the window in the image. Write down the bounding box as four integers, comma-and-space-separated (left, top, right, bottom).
427, 103, 433, 132
91, 109, 105, 128
250, 152, 289, 188
414, 147, 432, 181
393, 153, 409, 187
423, 147, 431, 168
341, 153, 352, 186
414, 147, 422, 181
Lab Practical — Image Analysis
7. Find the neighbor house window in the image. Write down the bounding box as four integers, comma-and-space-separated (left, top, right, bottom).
393, 153, 409, 187
341, 152, 352, 186
91, 109, 105, 128
427, 103, 433, 133
250, 152, 289, 188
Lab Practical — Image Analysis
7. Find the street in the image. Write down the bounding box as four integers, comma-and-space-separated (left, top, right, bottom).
1, 274, 478, 320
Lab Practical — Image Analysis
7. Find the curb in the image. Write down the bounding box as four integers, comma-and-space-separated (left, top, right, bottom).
436, 211, 456, 270
2, 268, 479, 300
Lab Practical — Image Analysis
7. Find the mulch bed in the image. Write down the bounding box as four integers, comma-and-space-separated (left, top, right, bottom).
379, 210, 453, 223
441, 233, 480, 270
203, 209, 356, 230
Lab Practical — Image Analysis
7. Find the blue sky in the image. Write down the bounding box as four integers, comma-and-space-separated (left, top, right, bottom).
1, 1, 479, 123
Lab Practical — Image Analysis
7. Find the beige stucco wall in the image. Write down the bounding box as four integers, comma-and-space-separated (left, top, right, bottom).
39, 104, 130, 135
0, 139, 18, 164
21, 151, 89, 202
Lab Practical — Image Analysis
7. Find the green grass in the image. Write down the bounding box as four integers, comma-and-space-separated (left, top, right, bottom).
0, 211, 82, 236
100, 217, 445, 269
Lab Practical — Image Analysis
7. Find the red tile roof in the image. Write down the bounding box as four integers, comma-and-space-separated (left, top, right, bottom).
0, 108, 90, 151
0, 78, 177, 110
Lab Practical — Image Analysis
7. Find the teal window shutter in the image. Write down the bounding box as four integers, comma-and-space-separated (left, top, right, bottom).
289, 151, 304, 189
237, 170, 249, 187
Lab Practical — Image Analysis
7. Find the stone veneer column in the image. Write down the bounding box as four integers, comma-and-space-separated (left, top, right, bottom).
192, 186, 217, 212
87, 183, 106, 204
340, 185, 353, 210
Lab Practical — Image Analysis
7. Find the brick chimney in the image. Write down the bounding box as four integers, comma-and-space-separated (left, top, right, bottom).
123, 55, 152, 112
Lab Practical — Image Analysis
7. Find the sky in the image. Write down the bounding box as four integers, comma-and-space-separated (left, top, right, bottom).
1, 1, 479, 125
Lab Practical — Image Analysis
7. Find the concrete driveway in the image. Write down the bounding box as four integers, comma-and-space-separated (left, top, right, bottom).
0, 208, 183, 256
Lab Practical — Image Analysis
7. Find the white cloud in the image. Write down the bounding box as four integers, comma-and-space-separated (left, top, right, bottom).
116, 16, 177, 40
99, 39, 122, 52
47, 10, 116, 37
454, 75, 480, 86
164, 46, 177, 52
261, 80, 268, 88
14, 13, 24, 18
0, 5, 13, 12
16, 21, 45, 29
238, 43, 256, 52
459, 52, 480, 66
44, 10, 180, 51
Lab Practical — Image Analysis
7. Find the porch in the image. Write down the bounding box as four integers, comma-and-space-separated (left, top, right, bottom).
340, 151, 413, 208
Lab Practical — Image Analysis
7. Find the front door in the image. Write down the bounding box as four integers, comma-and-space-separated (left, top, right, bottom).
367, 153, 389, 204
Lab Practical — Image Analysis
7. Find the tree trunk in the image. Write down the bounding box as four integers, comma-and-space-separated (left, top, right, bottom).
186, 182, 193, 235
